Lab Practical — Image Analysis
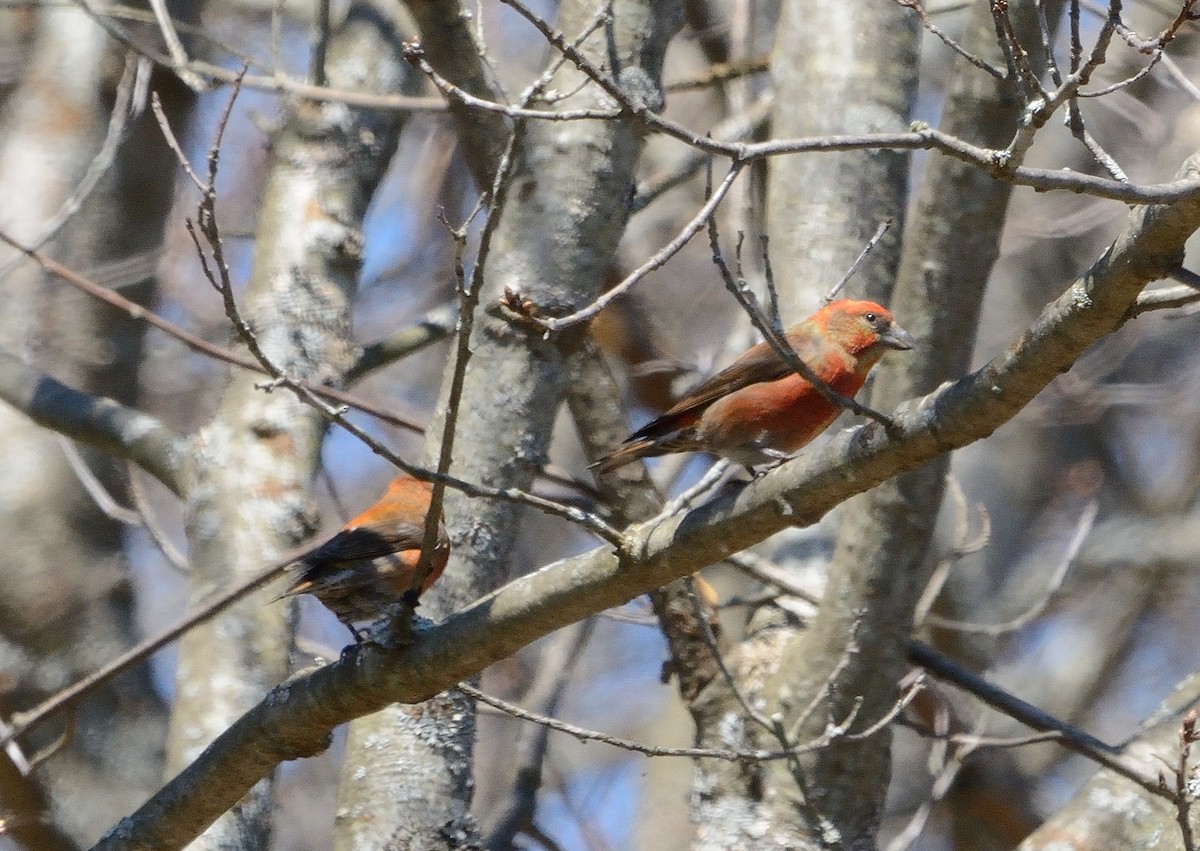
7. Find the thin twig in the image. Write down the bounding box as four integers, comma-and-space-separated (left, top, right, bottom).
286, 356, 625, 535
1082, 0, 1198, 54
924, 499, 1096, 635
0, 233, 426, 436
786, 623, 862, 741
504, 162, 746, 333
823, 219, 893, 302
24, 709, 76, 772
0, 52, 139, 283
495, 0, 1198, 205
1070, 0, 1084, 73
128, 463, 189, 572
404, 46, 618, 123
405, 0, 607, 570
913, 475, 990, 625
663, 56, 771, 91
3, 555, 293, 747
654, 459, 733, 519
886, 714, 979, 851
150, 90, 204, 192
59, 440, 190, 570
73, 0, 1200, 205
907, 639, 1167, 797
146, 0, 205, 91
413, 209, 480, 590
0, 718, 29, 775
893, 0, 1008, 80
64, 0, 447, 112
344, 304, 458, 383
630, 93, 771, 213
485, 621, 595, 849
685, 577, 776, 732
998, 0, 1049, 102
459, 673, 917, 762
57, 436, 141, 526
1173, 710, 1199, 851
843, 673, 926, 741
1153, 53, 1200, 103
898, 716, 1077, 749
1036, 0, 1128, 181
4, 219, 590, 506
1079, 54, 1163, 99
1130, 285, 1200, 316
409, 6, 621, 587
723, 551, 822, 607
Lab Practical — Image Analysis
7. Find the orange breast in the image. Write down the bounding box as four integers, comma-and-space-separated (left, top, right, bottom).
697, 369, 867, 453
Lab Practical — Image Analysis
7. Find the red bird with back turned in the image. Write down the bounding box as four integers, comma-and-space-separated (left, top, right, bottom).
281, 475, 449, 637
592, 299, 915, 473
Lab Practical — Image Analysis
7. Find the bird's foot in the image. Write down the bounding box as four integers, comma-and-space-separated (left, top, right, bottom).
328, 622, 372, 662
364, 599, 429, 649
747, 450, 792, 478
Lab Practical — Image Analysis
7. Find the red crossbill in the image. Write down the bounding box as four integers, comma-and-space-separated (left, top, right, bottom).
281, 476, 449, 635
593, 299, 915, 472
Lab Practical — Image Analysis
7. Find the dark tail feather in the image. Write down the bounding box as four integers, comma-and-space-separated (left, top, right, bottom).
590, 433, 701, 475
590, 439, 662, 474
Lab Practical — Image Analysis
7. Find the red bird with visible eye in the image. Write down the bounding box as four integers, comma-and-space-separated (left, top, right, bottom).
280, 475, 449, 638
592, 299, 915, 473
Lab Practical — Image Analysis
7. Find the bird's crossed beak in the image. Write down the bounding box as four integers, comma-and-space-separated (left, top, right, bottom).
880, 324, 916, 351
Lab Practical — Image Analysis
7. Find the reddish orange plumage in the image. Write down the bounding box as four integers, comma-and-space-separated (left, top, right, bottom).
592, 300, 915, 473
281, 476, 449, 634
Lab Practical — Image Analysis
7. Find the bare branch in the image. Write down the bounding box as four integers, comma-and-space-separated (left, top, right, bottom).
906, 640, 1162, 795
506, 161, 745, 332
0, 348, 186, 494
461, 677, 919, 764
664, 55, 770, 91
3, 553, 294, 749
893, 0, 1008, 80
65, 0, 446, 112
146, 0, 206, 91
1131, 284, 1200, 315
127, 464, 189, 572
823, 219, 893, 302
493, 0, 1199, 203
344, 304, 457, 383
1173, 710, 1199, 851
923, 499, 1097, 635
0, 232, 426, 434
0, 52, 139, 282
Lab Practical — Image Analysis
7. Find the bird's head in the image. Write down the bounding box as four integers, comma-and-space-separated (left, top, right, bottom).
814, 299, 916, 358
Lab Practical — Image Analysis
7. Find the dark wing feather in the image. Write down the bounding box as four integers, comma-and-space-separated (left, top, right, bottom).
296, 522, 428, 566
628, 328, 824, 441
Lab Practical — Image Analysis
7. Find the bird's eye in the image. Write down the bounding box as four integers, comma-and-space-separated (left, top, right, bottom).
865, 312, 877, 322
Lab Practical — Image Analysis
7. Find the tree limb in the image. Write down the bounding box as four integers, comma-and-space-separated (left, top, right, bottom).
0, 348, 186, 495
